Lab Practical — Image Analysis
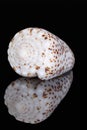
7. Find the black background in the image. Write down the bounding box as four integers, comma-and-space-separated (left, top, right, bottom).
0, 1, 86, 129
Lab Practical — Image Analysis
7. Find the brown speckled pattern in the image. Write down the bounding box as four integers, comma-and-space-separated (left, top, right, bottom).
4, 71, 73, 124
8, 28, 75, 80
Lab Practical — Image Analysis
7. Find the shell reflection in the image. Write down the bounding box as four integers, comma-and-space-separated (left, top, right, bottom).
4, 71, 73, 124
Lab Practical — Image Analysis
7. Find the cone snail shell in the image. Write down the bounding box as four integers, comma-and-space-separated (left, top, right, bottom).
7, 27, 75, 80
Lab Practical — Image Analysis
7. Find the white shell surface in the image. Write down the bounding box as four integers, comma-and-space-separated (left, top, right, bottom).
8, 27, 75, 80
4, 71, 73, 124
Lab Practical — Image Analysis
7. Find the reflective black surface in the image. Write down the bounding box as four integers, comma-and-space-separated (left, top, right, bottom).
0, 1, 86, 129
4, 71, 73, 124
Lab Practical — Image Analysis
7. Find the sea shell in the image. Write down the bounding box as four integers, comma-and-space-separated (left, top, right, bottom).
4, 71, 73, 124
7, 27, 75, 80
